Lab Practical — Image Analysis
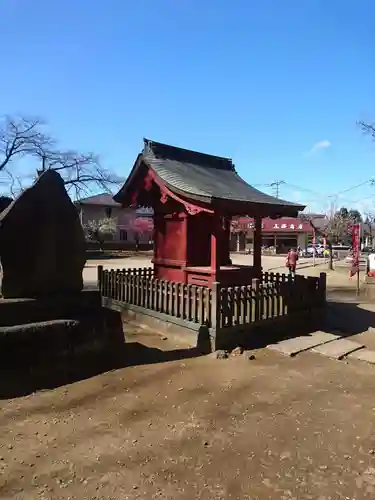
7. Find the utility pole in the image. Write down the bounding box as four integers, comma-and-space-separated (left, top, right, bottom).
270, 180, 285, 198
327, 195, 337, 217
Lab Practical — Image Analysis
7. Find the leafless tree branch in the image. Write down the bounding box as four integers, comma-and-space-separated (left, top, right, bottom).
34, 148, 123, 199
0, 116, 53, 172
0, 114, 123, 198
300, 211, 356, 270
2, 168, 25, 198
358, 120, 375, 139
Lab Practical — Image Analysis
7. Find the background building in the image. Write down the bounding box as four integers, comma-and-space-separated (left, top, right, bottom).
231, 215, 326, 253
75, 193, 153, 247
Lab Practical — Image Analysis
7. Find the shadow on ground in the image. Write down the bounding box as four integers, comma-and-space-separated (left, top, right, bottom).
229, 287, 375, 352
0, 342, 201, 400
3, 287, 374, 400
323, 289, 375, 336
239, 312, 323, 351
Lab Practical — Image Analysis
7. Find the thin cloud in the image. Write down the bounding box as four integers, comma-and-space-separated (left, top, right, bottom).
290, 190, 302, 202
306, 140, 331, 156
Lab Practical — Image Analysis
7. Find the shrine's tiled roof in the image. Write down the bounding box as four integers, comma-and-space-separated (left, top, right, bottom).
141, 140, 303, 209
114, 139, 305, 215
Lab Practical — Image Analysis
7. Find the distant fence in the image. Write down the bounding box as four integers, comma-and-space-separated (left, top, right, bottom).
98, 267, 326, 343
86, 241, 153, 252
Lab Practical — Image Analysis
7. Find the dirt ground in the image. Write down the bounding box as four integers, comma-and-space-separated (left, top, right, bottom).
2, 326, 375, 500
2, 255, 374, 499
82, 253, 317, 286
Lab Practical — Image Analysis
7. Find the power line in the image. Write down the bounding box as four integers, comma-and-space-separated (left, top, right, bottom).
284, 179, 375, 204
252, 183, 272, 188
337, 194, 375, 204
253, 178, 375, 208
283, 182, 328, 198
269, 180, 285, 198
334, 179, 374, 196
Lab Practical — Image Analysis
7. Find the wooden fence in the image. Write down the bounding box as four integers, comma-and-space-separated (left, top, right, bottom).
98, 267, 211, 326
98, 267, 326, 333
217, 271, 326, 330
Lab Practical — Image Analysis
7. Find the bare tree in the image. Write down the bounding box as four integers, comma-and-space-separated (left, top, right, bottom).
358, 120, 375, 247
0, 114, 122, 198
300, 212, 352, 270
35, 148, 122, 199
0, 116, 53, 174
358, 120, 375, 139
84, 218, 117, 252
364, 212, 375, 248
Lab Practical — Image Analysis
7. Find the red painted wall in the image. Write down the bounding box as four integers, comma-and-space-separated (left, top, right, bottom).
154, 265, 185, 282
164, 216, 186, 262
153, 209, 233, 284
187, 213, 211, 266
154, 212, 186, 265
187, 214, 231, 267
153, 210, 188, 281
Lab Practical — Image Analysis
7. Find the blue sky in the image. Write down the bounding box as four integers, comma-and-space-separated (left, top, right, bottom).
0, 0, 374, 214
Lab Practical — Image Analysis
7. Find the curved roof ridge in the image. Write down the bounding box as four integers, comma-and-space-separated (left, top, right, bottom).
143, 138, 234, 171
114, 139, 305, 216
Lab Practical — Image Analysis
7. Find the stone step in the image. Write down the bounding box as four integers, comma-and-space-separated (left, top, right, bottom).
267, 332, 340, 357
0, 291, 102, 327
312, 338, 364, 360
346, 348, 375, 365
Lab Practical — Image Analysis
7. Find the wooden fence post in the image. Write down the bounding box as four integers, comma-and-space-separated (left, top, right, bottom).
252, 278, 261, 321
97, 265, 103, 293
211, 281, 221, 351
211, 282, 221, 330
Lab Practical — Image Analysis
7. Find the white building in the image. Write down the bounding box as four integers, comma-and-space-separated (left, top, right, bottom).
75, 193, 153, 244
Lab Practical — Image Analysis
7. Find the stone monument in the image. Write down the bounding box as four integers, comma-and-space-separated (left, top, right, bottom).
0, 170, 86, 298
0, 170, 123, 374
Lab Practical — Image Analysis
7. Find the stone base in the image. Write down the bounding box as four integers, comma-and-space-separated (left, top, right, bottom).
0, 291, 124, 368
103, 297, 326, 354
0, 289, 102, 326
102, 297, 213, 353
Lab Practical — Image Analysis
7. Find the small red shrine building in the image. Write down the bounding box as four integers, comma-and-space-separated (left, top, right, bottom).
114, 140, 305, 287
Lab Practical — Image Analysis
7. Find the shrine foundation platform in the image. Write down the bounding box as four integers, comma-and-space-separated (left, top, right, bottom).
98, 267, 327, 352
154, 263, 256, 287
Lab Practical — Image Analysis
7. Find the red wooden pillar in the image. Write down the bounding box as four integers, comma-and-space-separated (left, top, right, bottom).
211, 215, 221, 277
182, 213, 188, 283
253, 215, 262, 276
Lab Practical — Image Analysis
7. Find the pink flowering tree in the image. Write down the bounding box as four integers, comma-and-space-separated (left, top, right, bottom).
132, 217, 154, 244
118, 212, 154, 249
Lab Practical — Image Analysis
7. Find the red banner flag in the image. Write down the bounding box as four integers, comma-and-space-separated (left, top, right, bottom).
349, 224, 360, 278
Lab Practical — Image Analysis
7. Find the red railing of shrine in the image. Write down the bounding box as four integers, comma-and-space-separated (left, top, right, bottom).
97, 267, 326, 333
